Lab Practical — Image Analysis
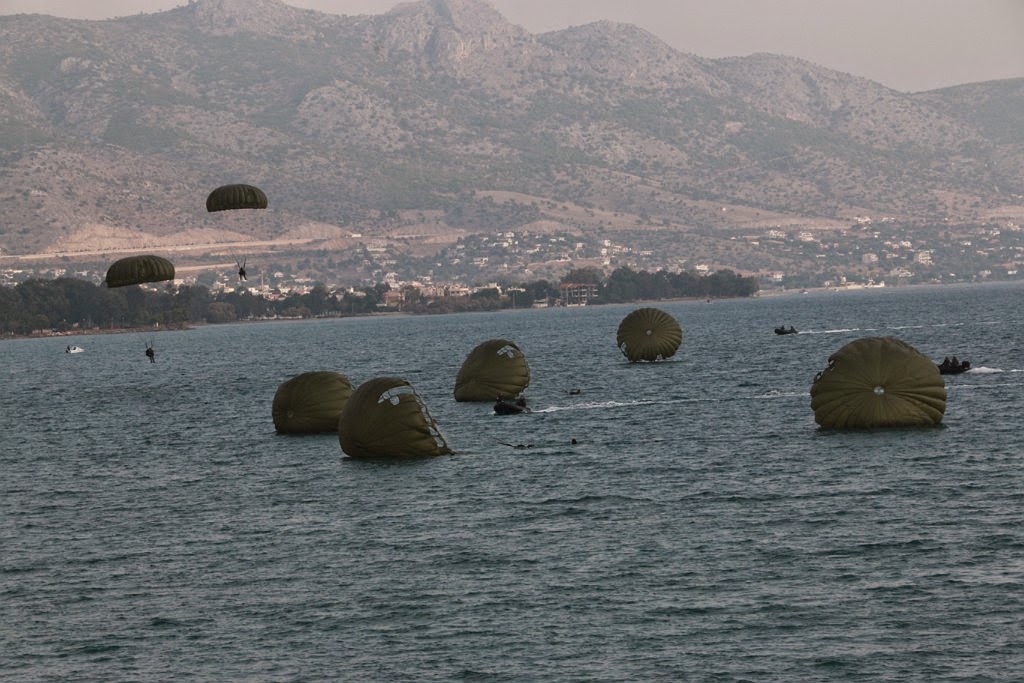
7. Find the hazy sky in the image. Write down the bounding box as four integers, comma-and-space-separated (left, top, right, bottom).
1, 0, 1022, 92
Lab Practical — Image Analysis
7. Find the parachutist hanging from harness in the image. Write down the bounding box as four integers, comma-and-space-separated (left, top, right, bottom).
236, 256, 247, 281
145, 341, 156, 363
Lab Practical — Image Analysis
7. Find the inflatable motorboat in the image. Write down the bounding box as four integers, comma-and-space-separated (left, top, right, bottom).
494, 397, 530, 415
937, 358, 970, 375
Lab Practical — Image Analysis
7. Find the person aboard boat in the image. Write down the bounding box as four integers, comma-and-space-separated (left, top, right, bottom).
494, 394, 530, 415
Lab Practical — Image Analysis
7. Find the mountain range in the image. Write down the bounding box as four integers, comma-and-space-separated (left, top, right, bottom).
1, 0, 1022, 277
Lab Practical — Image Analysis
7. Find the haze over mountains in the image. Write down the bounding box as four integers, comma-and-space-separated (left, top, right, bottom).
1, 0, 1022, 276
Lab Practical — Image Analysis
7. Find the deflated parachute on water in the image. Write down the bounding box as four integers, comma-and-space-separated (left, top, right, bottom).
104, 255, 175, 288
205, 184, 268, 212
454, 339, 531, 402
272, 371, 353, 434
616, 307, 683, 362
338, 377, 453, 459
810, 336, 946, 429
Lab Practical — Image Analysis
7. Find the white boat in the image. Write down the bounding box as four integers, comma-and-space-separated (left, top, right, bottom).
65, 345, 84, 354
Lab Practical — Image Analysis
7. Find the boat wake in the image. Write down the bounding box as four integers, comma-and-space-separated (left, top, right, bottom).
534, 399, 665, 413
800, 322, 976, 336
798, 327, 865, 335
752, 390, 808, 399
535, 390, 808, 413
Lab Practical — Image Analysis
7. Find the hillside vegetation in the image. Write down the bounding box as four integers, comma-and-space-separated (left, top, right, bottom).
1, 0, 1022, 277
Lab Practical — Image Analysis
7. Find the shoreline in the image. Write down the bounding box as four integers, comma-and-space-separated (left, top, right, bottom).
7, 280, 1024, 342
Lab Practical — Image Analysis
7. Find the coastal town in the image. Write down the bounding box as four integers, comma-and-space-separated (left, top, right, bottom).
2, 214, 1021, 303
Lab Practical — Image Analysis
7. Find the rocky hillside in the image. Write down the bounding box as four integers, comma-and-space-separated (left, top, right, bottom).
0, 0, 1021, 262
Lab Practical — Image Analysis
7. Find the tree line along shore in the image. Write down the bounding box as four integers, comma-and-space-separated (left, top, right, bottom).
1, 266, 758, 338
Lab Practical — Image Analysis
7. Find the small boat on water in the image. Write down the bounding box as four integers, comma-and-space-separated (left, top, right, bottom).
938, 357, 971, 375
774, 326, 798, 335
65, 345, 84, 354
494, 397, 530, 415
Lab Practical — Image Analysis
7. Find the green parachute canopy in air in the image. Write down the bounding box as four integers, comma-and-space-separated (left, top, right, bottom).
338, 377, 453, 459
104, 255, 175, 288
272, 371, 353, 434
205, 184, 268, 212
616, 307, 683, 362
810, 336, 946, 429
453, 339, 531, 402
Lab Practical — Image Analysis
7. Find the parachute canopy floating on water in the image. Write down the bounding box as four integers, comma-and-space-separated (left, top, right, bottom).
104, 254, 175, 288
454, 339, 531, 402
205, 184, 268, 212
272, 371, 353, 434
810, 336, 946, 429
616, 307, 683, 362
339, 377, 453, 459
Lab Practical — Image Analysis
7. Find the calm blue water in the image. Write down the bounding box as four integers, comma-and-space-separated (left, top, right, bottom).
3, 283, 1024, 681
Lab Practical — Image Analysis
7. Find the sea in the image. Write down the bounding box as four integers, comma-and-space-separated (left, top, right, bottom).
2, 282, 1023, 682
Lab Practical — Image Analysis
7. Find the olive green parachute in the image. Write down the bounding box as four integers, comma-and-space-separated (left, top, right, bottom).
616, 307, 683, 362
272, 371, 353, 434
104, 255, 175, 288
205, 184, 268, 212
339, 377, 453, 459
453, 339, 531, 402
810, 336, 946, 429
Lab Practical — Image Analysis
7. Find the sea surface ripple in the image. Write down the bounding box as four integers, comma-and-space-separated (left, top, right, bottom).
2, 283, 1024, 681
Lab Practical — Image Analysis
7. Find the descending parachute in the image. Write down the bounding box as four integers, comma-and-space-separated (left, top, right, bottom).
810, 336, 946, 429
104, 255, 175, 288
339, 377, 453, 459
272, 371, 353, 434
616, 307, 683, 362
205, 184, 268, 212
454, 339, 531, 402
